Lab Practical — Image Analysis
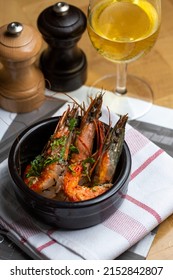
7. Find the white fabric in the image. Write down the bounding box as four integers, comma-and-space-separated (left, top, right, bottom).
0, 105, 173, 260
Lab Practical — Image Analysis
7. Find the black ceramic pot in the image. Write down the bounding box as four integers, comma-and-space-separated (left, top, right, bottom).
8, 117, 131, 229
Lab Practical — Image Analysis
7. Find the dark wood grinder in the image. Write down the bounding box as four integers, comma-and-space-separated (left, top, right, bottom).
0, 22, 45, 113
37, 2, 87, 92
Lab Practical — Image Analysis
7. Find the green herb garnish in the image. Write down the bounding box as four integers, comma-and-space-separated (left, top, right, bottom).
25, 154, 45, 178
69, 145, 79, 154
50, 136, 66, 150
69, 118, 78, 131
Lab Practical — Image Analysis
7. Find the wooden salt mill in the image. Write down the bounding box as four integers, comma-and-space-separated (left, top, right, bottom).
0, 22, 45, 113
37, 2, 87, 92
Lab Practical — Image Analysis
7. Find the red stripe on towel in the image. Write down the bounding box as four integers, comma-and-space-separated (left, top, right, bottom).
118, 149, 163, 223
103, 209, 147, 245
37, 240, 56, 252
10, 217, 41, 240
125, 128, 150, 156
120, 193, 162, 223
131, 149, 164, 181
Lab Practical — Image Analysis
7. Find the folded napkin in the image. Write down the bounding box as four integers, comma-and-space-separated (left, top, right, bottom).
1, 105, 173, 260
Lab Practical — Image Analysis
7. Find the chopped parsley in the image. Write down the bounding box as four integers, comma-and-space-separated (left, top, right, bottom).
69, 145, 79, 154
25, 154, 45, 178
25, 154, 62, 178
50, 136, 66, 150
69, 118, 78, 131
26, 136, 68, 178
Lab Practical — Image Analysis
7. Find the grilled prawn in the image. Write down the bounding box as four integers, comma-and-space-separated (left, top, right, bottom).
91, 114, 128, 187
63, 113, 128, 202
23, 105, 79, 199
63, 94, 103, 201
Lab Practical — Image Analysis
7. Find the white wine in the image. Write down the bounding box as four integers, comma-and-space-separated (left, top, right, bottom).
88, 0, 160, 62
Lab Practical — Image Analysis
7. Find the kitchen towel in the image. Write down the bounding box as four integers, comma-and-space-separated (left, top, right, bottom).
0, 104, 173, 260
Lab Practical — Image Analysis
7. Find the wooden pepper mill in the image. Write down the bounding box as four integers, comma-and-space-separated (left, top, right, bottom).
37, 2, 87, 92
0, 22, 45, 113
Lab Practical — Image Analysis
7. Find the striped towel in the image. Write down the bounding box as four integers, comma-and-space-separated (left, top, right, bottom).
0, 106, 173, 260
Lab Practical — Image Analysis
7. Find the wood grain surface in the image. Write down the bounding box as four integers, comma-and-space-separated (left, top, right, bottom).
0, 0, 173, 259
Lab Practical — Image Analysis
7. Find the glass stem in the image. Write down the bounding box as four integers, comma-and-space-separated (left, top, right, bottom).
115, 63, 127, 95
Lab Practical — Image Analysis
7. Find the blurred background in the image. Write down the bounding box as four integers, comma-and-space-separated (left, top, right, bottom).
0, 0, 173, 109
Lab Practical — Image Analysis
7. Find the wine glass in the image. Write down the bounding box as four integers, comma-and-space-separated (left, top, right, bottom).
87, 0, 161, 119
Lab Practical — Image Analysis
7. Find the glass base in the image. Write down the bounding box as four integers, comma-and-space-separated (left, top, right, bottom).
87, 74, 153, 120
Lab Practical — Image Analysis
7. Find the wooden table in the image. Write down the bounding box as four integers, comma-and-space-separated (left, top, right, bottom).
0, 0, 173, 260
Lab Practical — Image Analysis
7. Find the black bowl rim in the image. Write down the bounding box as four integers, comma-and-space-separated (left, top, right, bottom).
8, 116, 132, 208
